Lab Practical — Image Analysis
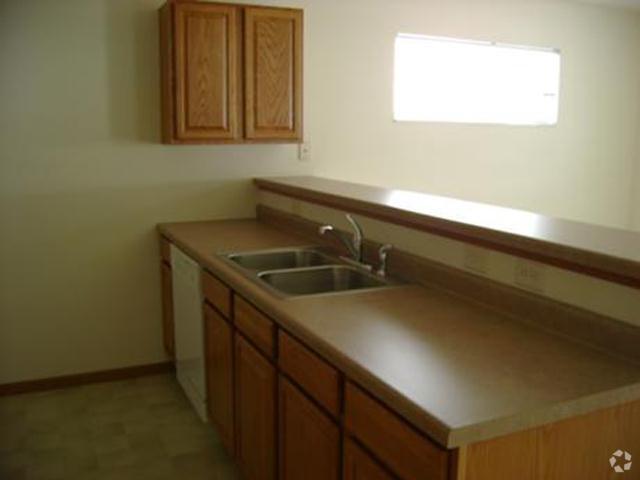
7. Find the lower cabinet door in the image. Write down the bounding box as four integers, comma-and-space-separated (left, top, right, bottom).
235, 335, 276, 480
279, 377, 340, 480
344, 438, 394, 480
204, 304, 234, 455
160, 262, 174, 357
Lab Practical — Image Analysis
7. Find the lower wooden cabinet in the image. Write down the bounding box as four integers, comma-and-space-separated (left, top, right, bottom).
235, 335, 277, 480
343, 438, 394, 480
279, 377, 340, 480
160, 261, 174, 357
204, 304, 234, 455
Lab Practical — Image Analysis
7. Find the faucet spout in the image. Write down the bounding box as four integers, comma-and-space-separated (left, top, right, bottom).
318, 214, 363, 263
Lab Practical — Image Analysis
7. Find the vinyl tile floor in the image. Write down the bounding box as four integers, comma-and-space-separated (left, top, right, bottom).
0, 374, 238, 480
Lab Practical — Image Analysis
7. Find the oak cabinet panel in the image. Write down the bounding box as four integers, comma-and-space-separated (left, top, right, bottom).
234, 296, 276, 358
235, 335, 276, 480
244, 7, 303, 141
278, 331, 340, 416
204, 304, 234, 455
343, 438, 394, 480
345, 382, 449, 480
279, 377, 340, 480
202, 270, 232, 317
160, 261, 174, 358
159, 1, 303, 144
160, 2, 241, 143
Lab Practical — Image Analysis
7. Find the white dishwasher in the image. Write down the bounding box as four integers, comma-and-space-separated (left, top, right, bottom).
171, 245, 207, 421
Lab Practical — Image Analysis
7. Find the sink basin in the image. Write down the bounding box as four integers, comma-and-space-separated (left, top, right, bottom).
258, 265, 389, 296
228, 248, 336, 271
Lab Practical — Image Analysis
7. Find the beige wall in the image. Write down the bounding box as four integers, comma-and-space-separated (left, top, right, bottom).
311, 0, 640, 229
2, 0, 639, 384
0, 0, 313, 384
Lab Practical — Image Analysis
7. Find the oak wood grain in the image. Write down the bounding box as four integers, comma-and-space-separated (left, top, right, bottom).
235, 295, 276, 358
279, 377, 340, 480
279, 330, 341, 417
345, 382, 449, 480
202, 269, 232, 318
244, 7, 302, 140
235, 335, 277, 480
204, 303, 235, 455
461, 399, 640, 480
343, 438, 395, 480
160, 262, 175, 358
173, 2, 241, 141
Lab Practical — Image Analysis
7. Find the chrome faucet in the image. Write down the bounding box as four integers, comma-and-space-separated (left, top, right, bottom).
318, 214, 364, 263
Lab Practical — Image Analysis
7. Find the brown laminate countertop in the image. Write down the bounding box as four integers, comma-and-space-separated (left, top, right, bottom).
158, 219, 640, 448
255, 176, 640, 288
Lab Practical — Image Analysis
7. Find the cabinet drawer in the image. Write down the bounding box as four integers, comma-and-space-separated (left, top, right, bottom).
234, 296, 275, 358
345, 382, 449, 480
160, 237, 172, 264
201, 270, 231, 318
279, 331, 340, 416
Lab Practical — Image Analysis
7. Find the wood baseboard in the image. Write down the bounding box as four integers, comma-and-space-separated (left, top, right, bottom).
0, 361, 175, 397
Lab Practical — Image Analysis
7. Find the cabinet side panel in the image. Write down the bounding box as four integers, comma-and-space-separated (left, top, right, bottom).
159, 3, 175, 143
464, 429, 538, 480
464, 399, 640, 480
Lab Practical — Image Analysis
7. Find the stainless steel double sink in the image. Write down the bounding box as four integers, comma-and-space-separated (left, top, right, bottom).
223, 247, 393, 297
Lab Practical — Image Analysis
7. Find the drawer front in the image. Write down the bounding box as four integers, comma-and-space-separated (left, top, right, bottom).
202, 270, 231, 318
279, 331, 340, 416
160, 237, 172, 264
234, 296, 275, 358
345, 382, 449, 480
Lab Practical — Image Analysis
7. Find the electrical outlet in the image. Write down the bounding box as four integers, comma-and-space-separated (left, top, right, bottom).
463, 245, 489, 275
514, 259, 545, 293
298, 141, 311, 162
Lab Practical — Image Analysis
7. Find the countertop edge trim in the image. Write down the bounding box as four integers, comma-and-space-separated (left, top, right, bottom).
254, 177, 640, 290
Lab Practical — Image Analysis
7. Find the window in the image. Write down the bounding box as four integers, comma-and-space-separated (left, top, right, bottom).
393, 34, 561, 126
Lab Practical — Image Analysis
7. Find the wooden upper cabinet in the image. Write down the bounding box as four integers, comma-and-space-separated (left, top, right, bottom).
244, 7, 303, 141
159, 1, 303, 144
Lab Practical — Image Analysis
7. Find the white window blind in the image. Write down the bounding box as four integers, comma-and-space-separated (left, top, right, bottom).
393, 34, 561, 126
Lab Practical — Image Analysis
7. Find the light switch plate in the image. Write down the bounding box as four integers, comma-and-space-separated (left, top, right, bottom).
298, 142, 311, 162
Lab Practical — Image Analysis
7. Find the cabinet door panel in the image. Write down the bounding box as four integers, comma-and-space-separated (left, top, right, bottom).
204, 304, 234, 455
235, 335, 276, 480
160, 262, 174, 358
343, 438, 394, 480
279, 377, 340, 480
174, 3, 240, 140
244, 7, 302, 140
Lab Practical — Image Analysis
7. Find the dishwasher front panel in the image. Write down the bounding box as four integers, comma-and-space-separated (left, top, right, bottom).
171, 245, 207, 421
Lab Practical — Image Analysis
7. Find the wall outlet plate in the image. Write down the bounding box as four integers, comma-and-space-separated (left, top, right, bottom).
298, 142, 311, 162
463, 245, 489, 275
514, 259, 546, 293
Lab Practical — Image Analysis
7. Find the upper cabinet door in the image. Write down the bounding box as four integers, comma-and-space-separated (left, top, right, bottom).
244, 7, 303, 141
173, 3, 241, 141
